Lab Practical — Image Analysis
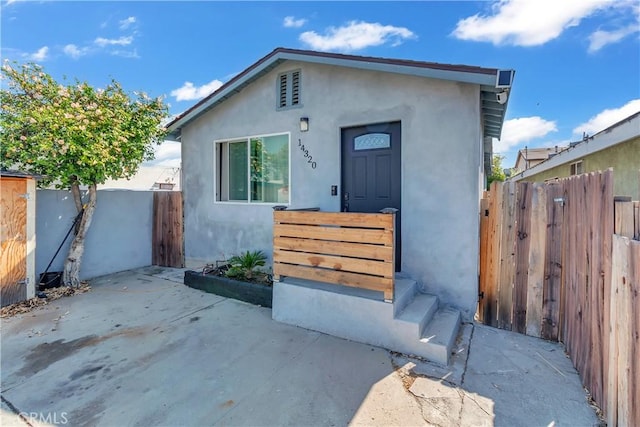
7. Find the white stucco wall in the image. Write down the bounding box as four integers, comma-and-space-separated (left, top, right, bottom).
181, 61, 483, 318
36, 190, 153, 280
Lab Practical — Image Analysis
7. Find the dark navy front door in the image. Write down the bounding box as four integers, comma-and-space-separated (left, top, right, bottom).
341, 121, 401, 270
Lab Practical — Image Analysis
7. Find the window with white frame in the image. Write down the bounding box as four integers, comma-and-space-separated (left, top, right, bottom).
216, 133, 289, 203
570, 160, 583, 176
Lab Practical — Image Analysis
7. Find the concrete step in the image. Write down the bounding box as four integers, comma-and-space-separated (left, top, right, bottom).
417, 307, 461, 365
393, 278, 418, 316
273, 275, 461, 366
395, 293, 438, 337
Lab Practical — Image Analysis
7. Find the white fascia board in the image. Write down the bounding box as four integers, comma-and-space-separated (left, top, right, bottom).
512, 115, 639, 181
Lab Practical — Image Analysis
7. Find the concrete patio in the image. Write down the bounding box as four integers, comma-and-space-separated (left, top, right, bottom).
1, 267, 600, 426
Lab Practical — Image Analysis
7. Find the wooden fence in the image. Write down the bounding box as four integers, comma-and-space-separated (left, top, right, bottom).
479, 169, 639, 426
152, 191, 184, 268
1, 177, 28, 306
273, 210, 395, 300
609, 234, 639, 427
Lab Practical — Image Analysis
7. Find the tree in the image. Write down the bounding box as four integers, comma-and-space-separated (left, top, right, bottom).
487, 154, 507, 189
0, 62, 168, 287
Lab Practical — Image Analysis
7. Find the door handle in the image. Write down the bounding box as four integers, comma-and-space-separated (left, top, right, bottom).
343, 203, 349, 212
343, 192, 349, 201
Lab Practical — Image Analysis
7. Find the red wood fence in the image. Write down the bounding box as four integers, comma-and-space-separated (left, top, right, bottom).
479, 169, 639, 426
152, 191, 184, 268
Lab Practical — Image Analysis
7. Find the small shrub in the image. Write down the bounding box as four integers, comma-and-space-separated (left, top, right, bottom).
226, 250, 267, 281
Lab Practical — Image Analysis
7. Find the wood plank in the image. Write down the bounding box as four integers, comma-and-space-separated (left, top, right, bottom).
1, 178, 28, 307
274, 250, 392, 277
600, 169, 614, 416
541, 182, 564, 341
614, 200, 634, 238
607, 234, 622, 427
275, 211, 394, 229
632, 200, 639, 239
513, 182, 532, 334
497, 180, 516, 330
273, 263, 393, 294
485, 181, 504, 327
274, 237, 393, 262
629, 240, 640, 427
152, 192, 184, 268
576, 174, 591, 389
561, 178, 573, 350
526, 183, 546, 337
612, 235, 631, 427
274, 224, 393, 246
588, 172, 605, 407
478, 196, 490, 323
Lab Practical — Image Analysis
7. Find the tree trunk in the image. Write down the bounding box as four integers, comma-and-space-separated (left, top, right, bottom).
63, 183, 97, 287
70, 176, 83, 233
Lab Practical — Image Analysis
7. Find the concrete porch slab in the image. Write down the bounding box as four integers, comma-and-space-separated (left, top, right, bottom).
1, 266, 600, 426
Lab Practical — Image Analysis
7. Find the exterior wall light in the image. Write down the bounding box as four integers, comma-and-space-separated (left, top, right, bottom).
300, 117, 309, 132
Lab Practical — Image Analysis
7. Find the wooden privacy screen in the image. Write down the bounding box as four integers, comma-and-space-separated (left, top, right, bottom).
273, 211, 395, 301
1, 178, 28, 306
152, 191, 184, 268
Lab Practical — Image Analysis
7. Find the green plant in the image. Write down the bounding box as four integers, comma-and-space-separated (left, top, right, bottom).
226, 250, 267, 280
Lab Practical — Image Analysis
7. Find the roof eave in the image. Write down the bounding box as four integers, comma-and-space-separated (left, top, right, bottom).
166, 48, 509, 138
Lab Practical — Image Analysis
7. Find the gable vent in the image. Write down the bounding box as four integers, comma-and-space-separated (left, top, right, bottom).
277, 69, 302, 110
291, 71, 300, 106
279, 74, 288, 108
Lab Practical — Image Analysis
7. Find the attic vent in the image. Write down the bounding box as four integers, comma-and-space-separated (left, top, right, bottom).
279, 74, 288, 108
291, 71, 300, 106
277, 69, 302, 110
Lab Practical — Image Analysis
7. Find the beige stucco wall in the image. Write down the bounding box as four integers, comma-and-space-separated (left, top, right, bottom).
522, 137, 640, 199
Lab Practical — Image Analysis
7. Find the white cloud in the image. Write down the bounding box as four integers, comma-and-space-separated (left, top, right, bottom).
589, 0, 640, 53
25, 46, 49, 61
110, 49, 140, 59
588, 23, 639, 52
94, 36, 133, 47
299, 21, 416, 52
283, 16, 307, 28
63, 44, 89, 59
494, 116, 558, 153
170, 79, 224, 102
452, 0, 615, 46
573, 99, 640, 136
150, 141, 181, 167
119, 16, 137, 30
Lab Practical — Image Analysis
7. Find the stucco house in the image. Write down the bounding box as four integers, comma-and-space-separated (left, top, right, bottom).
512, 112, 639, 199
167, 48, 514, 364
513, 146, 563, 173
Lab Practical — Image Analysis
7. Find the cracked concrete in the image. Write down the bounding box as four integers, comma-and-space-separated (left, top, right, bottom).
2, 267, 600, 426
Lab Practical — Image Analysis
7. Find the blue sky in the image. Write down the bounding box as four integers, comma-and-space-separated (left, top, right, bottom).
1, 0, 639, 169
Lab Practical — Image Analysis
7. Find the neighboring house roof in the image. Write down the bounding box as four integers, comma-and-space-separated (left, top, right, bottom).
514, 147, 562, 171
0, 169, 42, 179
511, 111, 640, 180
166, 47, 514, 140
100, 166, 181, 191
